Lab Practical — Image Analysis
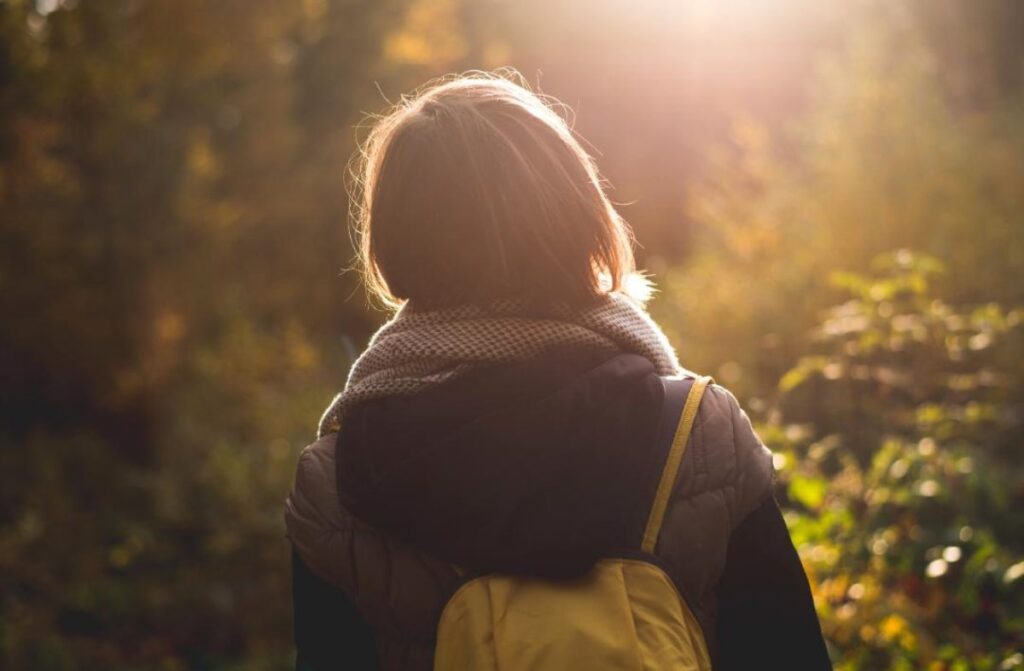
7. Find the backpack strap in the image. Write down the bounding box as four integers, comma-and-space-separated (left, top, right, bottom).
640, 375, 714, 553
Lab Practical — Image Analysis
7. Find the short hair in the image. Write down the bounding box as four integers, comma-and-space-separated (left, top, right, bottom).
350, 70, 644, 309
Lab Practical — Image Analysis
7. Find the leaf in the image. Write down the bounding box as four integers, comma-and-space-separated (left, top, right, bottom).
789, 472, 828, 510
779, 356, 828, 392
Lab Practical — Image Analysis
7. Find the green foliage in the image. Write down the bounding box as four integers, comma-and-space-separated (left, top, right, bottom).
765, 253, 1024, 670
0, 318, 345, 670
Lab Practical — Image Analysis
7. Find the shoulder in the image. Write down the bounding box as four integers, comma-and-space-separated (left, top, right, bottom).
680, 381, 775, 529
292, 433, 338, 497
284, 433, 461, 586
284, 434, 351, 586
652, 380, 777, 606
285, 434, 462, 639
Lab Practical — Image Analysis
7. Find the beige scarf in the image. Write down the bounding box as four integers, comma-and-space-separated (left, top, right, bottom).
318, 292, 681, 437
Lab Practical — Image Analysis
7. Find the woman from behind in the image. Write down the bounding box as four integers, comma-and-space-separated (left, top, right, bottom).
285, 71, 831, 670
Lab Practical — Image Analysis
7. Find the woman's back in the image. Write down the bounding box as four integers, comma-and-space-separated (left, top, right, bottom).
285, 70, 830, 670
286, 348, 828, 669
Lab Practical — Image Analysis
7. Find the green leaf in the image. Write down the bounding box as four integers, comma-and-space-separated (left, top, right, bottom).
789, 472, 828, 510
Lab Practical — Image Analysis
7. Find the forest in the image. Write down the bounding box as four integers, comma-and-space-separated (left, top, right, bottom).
1, 0, 1022, 669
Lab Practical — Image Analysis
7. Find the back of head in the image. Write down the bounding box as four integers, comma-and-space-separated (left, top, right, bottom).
353, 70, 645, 310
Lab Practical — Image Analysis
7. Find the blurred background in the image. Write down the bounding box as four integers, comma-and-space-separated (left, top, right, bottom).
1, 0, 1023, 668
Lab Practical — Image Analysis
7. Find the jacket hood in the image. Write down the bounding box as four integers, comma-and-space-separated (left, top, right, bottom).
335, 346, 672, 578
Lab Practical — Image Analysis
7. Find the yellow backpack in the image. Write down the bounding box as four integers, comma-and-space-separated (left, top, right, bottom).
434, 375, 714, 671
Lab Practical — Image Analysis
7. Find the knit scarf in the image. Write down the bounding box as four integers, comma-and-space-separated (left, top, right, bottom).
317, 292, 681, 438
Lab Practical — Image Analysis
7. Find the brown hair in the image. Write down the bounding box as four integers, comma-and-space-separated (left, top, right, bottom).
350, 70, 645, 310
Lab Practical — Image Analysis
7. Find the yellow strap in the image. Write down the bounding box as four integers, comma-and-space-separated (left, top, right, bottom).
641, 376, 713, 553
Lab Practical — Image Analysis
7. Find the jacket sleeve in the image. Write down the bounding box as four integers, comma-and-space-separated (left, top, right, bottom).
714, 496, 832, 669
292, 547, 379, 671
714, 391, 832, 670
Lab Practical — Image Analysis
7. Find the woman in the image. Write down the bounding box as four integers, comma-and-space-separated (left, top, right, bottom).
285, 71, 831, 670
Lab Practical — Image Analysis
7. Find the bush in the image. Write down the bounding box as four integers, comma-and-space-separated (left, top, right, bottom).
764, 252, 1024, 670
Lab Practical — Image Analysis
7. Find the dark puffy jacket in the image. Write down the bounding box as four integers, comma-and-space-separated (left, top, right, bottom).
285, 347, 831, 669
